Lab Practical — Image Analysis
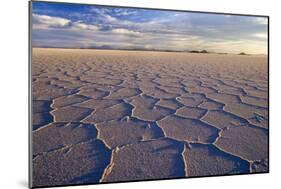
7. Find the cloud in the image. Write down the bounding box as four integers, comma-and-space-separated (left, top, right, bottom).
253, 33, 267, 39
32, 14, 71, 29
115, 10, 137, 16
33, 13, 100, 31
103, 14, 117, 22
88, 7, 117, 23
111, 28, 142, 36
254, 17, 268, 25
72, 21, 99, 31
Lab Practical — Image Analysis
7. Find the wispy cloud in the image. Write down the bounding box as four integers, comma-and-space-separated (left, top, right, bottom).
253, 33, 267, 39
111, 28, 143, 37
253, 17, 268, 25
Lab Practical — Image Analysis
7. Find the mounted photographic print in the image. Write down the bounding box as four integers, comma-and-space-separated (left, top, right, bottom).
29, 0, 269, 188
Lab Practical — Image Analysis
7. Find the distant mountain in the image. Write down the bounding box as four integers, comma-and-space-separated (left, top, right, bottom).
200, 50, 208, 53
238, 52, 247, 55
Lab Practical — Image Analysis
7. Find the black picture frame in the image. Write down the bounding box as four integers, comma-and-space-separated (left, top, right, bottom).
29, 1, 269, 188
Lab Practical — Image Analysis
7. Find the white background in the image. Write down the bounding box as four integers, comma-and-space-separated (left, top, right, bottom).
0, 0, 279, 188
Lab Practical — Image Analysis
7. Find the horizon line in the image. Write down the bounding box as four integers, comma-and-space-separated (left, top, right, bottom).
32, 46, 267, 56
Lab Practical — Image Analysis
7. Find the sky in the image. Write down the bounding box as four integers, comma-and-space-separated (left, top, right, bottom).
31, 1, 268, 54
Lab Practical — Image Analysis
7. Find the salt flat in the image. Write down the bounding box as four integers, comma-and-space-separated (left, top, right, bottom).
32, 48, 268, 187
